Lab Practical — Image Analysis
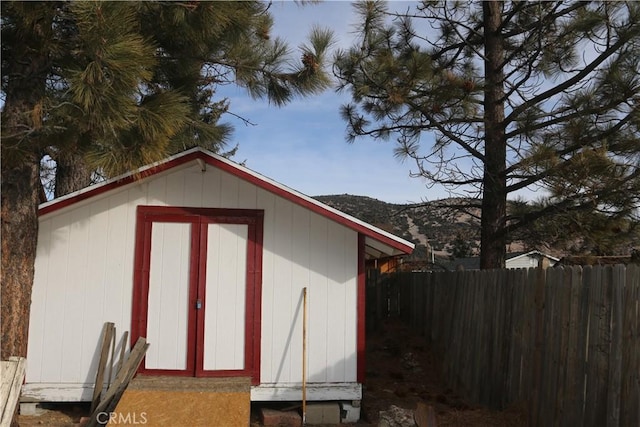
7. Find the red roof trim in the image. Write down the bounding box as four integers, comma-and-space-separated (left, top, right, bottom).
39, 149, 413, 255
38, 151, 202, 216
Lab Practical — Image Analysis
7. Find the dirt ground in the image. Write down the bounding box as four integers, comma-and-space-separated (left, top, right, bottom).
360, 318, 527, 426
17, 318, 526, 426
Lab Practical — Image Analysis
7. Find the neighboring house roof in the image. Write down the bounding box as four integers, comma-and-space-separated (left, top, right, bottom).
443, 250, 559, 270
507, 250, 560, 264
39, 147, 415, 259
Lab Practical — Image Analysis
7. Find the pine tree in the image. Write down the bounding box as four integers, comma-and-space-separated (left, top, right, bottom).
334, 1, 640, 268
1, 0, 333, 368
451, 232, 473, 259
49, 1, 334, 192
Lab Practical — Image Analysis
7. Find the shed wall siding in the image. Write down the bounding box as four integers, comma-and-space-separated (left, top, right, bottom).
27, 162, 358, 389
506, 256, 537, 269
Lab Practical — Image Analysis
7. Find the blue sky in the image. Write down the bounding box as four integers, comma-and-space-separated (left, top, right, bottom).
218, 1, 437, 205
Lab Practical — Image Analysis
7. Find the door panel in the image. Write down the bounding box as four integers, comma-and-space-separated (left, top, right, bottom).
202, 224, 248, 371
146, 222, 192, 371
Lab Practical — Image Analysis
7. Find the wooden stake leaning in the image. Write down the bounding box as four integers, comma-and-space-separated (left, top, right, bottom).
90, 322, 115, 414
116, 331, 128, 377
302, 287, 308, 425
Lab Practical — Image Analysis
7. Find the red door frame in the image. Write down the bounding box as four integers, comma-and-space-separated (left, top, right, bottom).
131, 206, 263, 384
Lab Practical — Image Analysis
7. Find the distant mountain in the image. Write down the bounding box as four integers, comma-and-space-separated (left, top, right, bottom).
314, 194, 483, 261
313, 194, 639, 267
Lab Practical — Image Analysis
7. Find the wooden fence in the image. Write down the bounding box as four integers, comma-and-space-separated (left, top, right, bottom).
368, 264, 640, 427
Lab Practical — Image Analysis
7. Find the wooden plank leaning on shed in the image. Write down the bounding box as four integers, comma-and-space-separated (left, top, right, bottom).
1, 357, 27, 427
87, 337, 149, 427
91, 322, 115, 414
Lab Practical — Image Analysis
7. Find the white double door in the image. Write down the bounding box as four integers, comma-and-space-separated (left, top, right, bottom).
133, 207, 262, 379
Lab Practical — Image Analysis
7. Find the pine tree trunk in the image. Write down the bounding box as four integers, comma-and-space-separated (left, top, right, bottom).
1, 161, 40, 360
480, 0, 507, 269
0, 3, 53, 362
54, 148, 93, 198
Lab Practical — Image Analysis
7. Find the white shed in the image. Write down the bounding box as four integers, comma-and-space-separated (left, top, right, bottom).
506, 250, 559, 269
23, 148, 414, 420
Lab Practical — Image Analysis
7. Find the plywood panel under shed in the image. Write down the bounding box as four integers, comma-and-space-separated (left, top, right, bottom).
109, 376, 250, 427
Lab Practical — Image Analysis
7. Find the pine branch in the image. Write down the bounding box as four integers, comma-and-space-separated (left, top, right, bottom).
503, 168, 640, 236
504, 30, 636, 125
411, 102, 485, 161
505, 98, 634, 140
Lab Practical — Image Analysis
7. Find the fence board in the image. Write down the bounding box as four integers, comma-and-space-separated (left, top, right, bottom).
457, 271, 474, 397
416, 274, 426, 336
530, 267, 547, 427
620, 264, 640, 427
490, 271, 502, 406
494, 270, 509, 409
585, 266, 611, 426
540, 267, 560, 426
499, 270, 514, 408
520, 269, 537, 408
480, 271, 492, 405
425, 273, 435, 343
505, 270, 518, 400
506, 269, 525, 402
575, 265, 593, 426
448, 272, 464, 389
552, 268, 571, 424
606, 265, 624, 427
474, 272, 489, 404
561, 266, 584, 426
541, 267, 560, 426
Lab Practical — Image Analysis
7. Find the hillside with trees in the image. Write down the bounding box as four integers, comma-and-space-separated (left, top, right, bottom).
314, 194, 640, 267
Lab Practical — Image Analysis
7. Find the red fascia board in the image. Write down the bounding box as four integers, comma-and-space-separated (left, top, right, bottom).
38, 150, 414, 255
